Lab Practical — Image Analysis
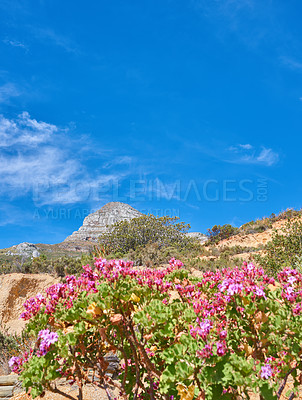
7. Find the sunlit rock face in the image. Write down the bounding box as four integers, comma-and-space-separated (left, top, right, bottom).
64, 202, 143, 242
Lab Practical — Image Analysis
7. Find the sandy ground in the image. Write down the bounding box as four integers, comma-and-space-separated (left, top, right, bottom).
8, 377, 302, 400
11, 380, 120, 400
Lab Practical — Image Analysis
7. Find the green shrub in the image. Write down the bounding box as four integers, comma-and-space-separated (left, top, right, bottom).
125, 242, 185, 267
0, 325, 30, 374
0, 254, 93, 276
99, 215, 197, 259
197, 254, 241, 272
206, 224, 238, 244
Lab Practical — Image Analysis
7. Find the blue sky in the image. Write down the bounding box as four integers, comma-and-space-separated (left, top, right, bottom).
0, 0, 302, 248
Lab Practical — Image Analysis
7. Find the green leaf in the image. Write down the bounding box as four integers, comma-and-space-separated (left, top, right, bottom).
260, 383, 277, 399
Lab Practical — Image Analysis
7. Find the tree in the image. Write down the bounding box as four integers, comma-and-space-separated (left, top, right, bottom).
207, 224, 238, 244
98, 215, 193, 256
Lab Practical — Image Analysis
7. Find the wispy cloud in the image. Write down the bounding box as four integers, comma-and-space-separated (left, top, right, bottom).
229, 143, 253, 152
103, 156, 133, 169
3, 39, 28, 52
193, 0, 302, 71
195, 0, 254, 19
31, 27, 81, 55
0, 83, 21, 103
0, 112, 131, 205
228, 144, 279, 166
280, 56, 302, 71
192, 0, 270, 47
238, 143, 253, 150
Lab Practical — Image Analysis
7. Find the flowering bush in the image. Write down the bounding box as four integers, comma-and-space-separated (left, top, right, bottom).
11, 258, 302, 399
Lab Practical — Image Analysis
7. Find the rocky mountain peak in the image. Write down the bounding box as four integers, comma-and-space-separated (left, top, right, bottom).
64, 202, 143, 242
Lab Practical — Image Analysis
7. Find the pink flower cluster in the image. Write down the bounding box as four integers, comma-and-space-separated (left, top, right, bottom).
16, 257, 302, 386
9, 329, 58, 373
190, 318, 212, 339
20, 258, 183, 321
9, 350, 32, 373
37, 329, 58, 356
172, 261, 302, 376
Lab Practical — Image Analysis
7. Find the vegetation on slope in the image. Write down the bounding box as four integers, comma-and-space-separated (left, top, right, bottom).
97, 214, 202, 267
255, 218, 302, 275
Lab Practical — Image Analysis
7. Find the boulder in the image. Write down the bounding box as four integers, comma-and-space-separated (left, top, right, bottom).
6, 242, 40, 259
186, 232, 208, 244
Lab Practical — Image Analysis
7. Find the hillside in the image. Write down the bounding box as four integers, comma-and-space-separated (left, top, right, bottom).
199, 210, 302, 270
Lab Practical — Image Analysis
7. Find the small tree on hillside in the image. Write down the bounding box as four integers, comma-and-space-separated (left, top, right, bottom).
98, 214, 194, 256
207, 224, 238, 244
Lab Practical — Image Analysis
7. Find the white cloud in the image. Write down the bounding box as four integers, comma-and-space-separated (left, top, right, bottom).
0, 112, 130, 205
228, 144, 279, 166
0, 83, 21, 103
229, 143, 253, 153
238, 143, 253, 150
256, 147, 279, 166
3, 39, 28, 51
0, 111, 57, 147
32, 27, 81, 55
0, 204, 34, 227
103, 156, 133, 169
280, 56, 302, 71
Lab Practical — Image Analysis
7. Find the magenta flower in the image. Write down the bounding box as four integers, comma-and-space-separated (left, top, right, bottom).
37, 329, 58, 356
261, 364, 272, 379
216, 341, 227, 356
255, 286, 266, 299
219, 330, 227, 339
288, 276, 297, 285
197, 344, 213, 359
197, 319, 212, 339
227, 283, 243, 296
8, 356, 19, 369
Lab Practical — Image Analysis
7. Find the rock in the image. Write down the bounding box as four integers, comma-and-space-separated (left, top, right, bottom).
6, 242, 40, 259
0, 273, 58, 334
186, 232, 208, 244
64, 202, 143, 242
32, 250, 40, 258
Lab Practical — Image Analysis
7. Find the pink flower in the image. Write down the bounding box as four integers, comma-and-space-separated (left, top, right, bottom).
261, 364, 272, 379
219, 330, 227, 339
37, 329, 58, 356
216, 341, 227, 356
288, 276, 297, 285
255, 286, 266, 299
227, 283, 243, 296
197, 319, 212, 339
197, 344, 213, 359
